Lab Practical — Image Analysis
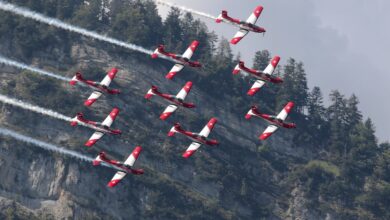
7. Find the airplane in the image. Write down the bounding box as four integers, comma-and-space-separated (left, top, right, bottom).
70, 108, 121, 147
245, 102, 296, 140
233, 56, 282, 96
69, 68, 120, 106
93, 146, 144, 188
145, 81, 195, 120
151, 40, 202, 79
216, 5, 266, 44
168, 118, 219, 158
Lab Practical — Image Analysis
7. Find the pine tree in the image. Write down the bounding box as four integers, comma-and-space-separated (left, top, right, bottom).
276, 58, 308, 113
252, 50, 270, 70
109, 0, 163, 47
327, 90, 349, 158
308, 86, 326, 119
163, 7, 184, 51
346, 94, 362, 130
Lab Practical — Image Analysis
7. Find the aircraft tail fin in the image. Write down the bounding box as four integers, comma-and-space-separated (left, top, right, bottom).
245, 105, 259, 119
168, 123, 181, 136
145, 85, 158, 99
69, 72, 83, 85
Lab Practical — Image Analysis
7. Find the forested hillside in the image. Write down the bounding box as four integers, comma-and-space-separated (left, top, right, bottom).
0, 0, 389, 219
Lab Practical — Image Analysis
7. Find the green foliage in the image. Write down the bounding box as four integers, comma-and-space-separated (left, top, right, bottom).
305, 160, 340, 177
109, 0, 163, 47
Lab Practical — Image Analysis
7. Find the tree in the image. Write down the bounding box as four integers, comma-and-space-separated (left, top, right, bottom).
346, 94, 362, 130
308, 87, 326, 120
276, 58, 308, 113
163, 7, 184, 51
327, 90, 349, 158
252, 50, 270, 70
72, 1, 105, 31
109, 0, 163, 47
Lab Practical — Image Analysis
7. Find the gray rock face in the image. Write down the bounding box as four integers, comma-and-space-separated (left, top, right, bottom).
0, 40, 321, 219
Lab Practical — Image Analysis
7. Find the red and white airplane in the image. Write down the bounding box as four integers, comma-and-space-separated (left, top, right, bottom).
216, 5, 266, 44
93, 146, 144, 188
245, 102, 296, 140
151, 41, 201, 79
233, 56, 282, 96
168, 118, 219, 158
145, 81, 195, 120
70, 108, 121, 147
69, 68, 120, 106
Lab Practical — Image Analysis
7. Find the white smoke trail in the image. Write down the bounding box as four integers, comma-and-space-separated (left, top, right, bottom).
0, 1, 155, 57
155, 0, 217, 20
0, 54, 70, 82
0, 127, 93, 162
0, 94, 73, 121
0, 94, 96, 130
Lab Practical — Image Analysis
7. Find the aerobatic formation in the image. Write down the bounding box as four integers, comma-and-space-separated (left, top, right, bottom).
0, 3, 297, 188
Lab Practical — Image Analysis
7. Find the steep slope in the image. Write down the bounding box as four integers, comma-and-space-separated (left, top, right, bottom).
0, 1, 388, 220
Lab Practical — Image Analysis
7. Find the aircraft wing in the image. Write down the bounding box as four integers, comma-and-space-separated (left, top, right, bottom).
182, 41, 199, 60
85, 131, 104, 147
182, 142, 202, 158
176, 81, 193, 100
246, 6, 264, 24
276, 102, 295, 121
123, 146, 142, 166
247, 80, 266, 96
230, 29, 249, 45
84, 91, 102, 107
101, 108, 120, 127
263, 56, 280, 75
99, 68, 118, 87
160, 104, 178, 120
259, 125, 278, 140
166, 64, 185, 79
107, 171, 127, 188
199, 118, 218, 138
106, 146, 142, 187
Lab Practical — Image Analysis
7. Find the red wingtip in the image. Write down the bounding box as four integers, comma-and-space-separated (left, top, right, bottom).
253, 6, 264, 17
69, 80, 77, 86
160, 112, 171, 121
144, 94, 153, 99
151, 54, 158, 59
185, 81, 193, 87
107, 68, 118, 79
271, 56, 281, 68
245, 114, 252, 120
284, 102, 295, 113
230, 37, 242, 45
166, 72, 177, 80
84, 99, 97, 107
110, 108, 120, 118
92, 160, 101, 166
247, 88, 260, 96
131, 146, 142, 160
209, 118, 218, 124
191, 40, 199, 49
168, 131, 175, 137
85, 139, 98, 147
107, 179, 120, 188
259, 133, 272, 140
182, 150, 196, 158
